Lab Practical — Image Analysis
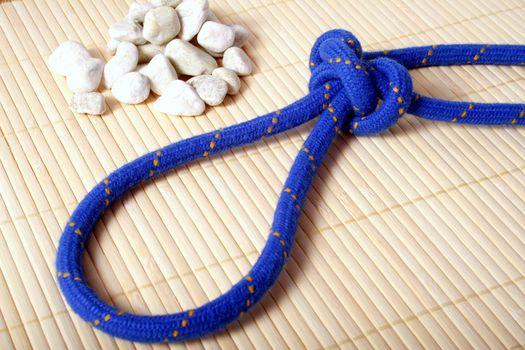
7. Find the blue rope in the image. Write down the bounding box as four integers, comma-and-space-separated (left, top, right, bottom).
56, 29, 525, 343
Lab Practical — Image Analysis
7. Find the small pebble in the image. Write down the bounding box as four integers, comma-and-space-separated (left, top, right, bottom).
142, 54, 178, 95
109, 18, 147, 45
231, 24, 250, 47
66, 57, 104, 93
154, 79, 205, 116
135, 64, 148, 74
176, 0, 209, 41
103, 42, 138, 88
212, 67, 240, 95
150, 0, 181, 7
143, 6, 180, 45
49, 40, 91, 76
206, 10, 219, 22
197, 21, 235, 53
223, 47, 253, 76
112, 72, 151, 104
105, 39, 121, 55
70, 92, 106, 115
137, 43, 165, 63
165, 39, 217, 76
205, 48, 223, 58
128, 1, 155, 22
187, 75, 228, 106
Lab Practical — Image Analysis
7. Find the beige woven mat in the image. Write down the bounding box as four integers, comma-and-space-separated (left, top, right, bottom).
1, 0, 525, 348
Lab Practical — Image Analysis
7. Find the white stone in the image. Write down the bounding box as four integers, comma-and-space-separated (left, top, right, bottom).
154, 79, 205, 116
112, 72, 150, 104
222, 47, 253, 76
70, 92, 106, 115
231, 24, 250, 47
206, 9, 219, 22
134, 63, 148, 75
109, 18, 147, 45
142, 54, 178, 95
128, 1, 154, 22
105, 39, 121, 55
103, 41, 138, 88
143, 6, 180, 45
197, 21, 234, 53
135, 64, 148, 74
150, 0, 181, 7
66, 57, 104, 93
49, 40, 91, 76
137, 43, 165, 63
187, 75, 227, 106
212, 67, 240, 95
165, 39, 217, 76
205, 48, 223, 58
176, 0, 209, 41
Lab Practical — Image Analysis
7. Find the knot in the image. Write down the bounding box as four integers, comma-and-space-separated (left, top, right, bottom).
309, 29, 413, 135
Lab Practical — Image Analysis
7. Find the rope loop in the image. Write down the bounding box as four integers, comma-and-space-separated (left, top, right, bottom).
56, 28, 525, 343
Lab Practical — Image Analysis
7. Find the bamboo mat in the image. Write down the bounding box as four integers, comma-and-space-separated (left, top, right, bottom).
1, 0, 525, 348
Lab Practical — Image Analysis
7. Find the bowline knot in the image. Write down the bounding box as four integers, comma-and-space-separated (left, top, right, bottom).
309, 30, 413, 135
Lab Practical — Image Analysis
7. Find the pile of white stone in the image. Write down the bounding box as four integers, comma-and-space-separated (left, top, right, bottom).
49, 0, 253, 116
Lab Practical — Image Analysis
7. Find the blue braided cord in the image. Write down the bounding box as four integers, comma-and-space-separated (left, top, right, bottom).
56, 29, 525, 343
364, 44, 525, 124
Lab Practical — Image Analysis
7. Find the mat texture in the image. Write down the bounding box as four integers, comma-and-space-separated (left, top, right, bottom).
1, 0, 525, 349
